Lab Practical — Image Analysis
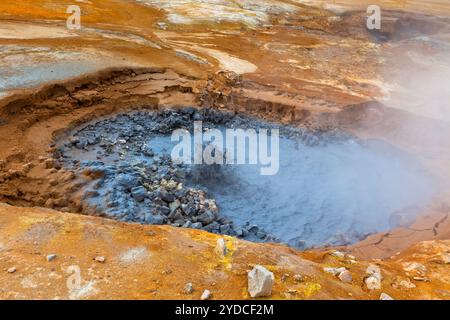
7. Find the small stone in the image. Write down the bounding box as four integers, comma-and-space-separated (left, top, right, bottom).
184, 283, 194, 294
145, 213, 165, 225
403, 262, 427, 275
159, 189, 175, 203
191, 222, 203, 229
442, 253, 450, 264
201, 289, 211, 300
413, 276, 431, 282
215, 238, 227, 257
330, 251, 345, 259
169, 199, 181, 212
94, 256, 106, 263
398, 279, 416, 289
197, 211, 215, 225
220, 224, 232, 235
7, 267, 16, 273
281, 274, 289, 282
46, 254, 57, 262
248, 265, 275, 298
338, 270, 353, 283
379, 293, 394, 300
293, 274, 304, 283
323, 267, 346, 276
131, 186, 147, 202
159, 206, 170, 215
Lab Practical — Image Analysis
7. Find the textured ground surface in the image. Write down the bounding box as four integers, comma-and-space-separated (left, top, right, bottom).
0, 0, 450, 299
0, 204, 449, 300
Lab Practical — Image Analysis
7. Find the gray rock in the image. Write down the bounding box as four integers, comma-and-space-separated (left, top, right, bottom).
168, 210, 183, 221
256, 230, 266, 239
145, 213, 165, 225
248, 265, 274, 298
191, 222, 203, 229
159, 189, 175, 203
203, 221, 220, 232
169, 200, 181, 212
131, 186, 147, 202
182, 221, 192, 228
220, 224, 232, 234
116, 174, 138, 190
159, 206, 171, 215
197, 211, 216, 225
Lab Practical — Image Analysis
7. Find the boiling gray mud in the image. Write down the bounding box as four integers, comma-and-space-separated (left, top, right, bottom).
56, 108, 439, 249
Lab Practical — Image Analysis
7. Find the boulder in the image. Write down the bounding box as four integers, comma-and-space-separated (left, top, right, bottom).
248, 265, 274, 298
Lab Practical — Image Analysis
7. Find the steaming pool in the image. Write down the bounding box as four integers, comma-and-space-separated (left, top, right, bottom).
57, 109, 439, 248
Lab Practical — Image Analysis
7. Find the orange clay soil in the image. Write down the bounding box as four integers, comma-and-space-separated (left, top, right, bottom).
0, 203, 449, 300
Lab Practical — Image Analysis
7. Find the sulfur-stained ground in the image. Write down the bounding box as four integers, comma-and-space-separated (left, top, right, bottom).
0, 203, 449, 300
0, 0, 450, 300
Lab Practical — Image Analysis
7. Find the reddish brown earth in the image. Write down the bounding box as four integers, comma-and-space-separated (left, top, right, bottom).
0, 1, 449, 299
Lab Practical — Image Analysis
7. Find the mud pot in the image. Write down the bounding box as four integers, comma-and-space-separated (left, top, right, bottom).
51, 108, 440, 249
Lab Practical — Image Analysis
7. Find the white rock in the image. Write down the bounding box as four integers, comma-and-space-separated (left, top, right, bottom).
169, 199, 181, 212
293, 274, 304, 283
215, 238, 227, 257
330, 251, 345, 259
248, 265, 274, 298
366, 264, 381, 277
380, 293, 394, 300
442, 253, 450, 264
7, 267, 16, 273
94, 256, 105, 263
184, 283, 194, 294
403, 262, 427, 274
338, 270, 353, 283
365, 275, 382, 290
46, 254, 57, 262
323, 267, 346, 276
201, 289, 211, 300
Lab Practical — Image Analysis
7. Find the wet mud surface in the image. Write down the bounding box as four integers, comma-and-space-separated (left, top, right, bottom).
55, 108, 439, 248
